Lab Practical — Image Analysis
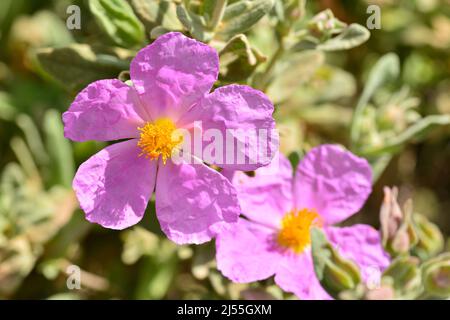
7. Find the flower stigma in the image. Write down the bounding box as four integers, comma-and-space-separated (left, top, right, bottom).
137, 118, 184, 164
277, 208, 323, 253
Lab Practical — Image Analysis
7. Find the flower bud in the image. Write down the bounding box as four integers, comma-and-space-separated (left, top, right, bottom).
379, 187, 418, 256
376, 87, 421, 134
307, 9, 346, 39
422, 253, 450, 298
382, 256, 422, 299
311, 228, 361, 299
412, 214, 444, 261
276, 0, 307, 36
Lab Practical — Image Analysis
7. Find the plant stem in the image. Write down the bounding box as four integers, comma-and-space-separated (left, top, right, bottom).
209, 0, 228, 30
258, 42, 285, 91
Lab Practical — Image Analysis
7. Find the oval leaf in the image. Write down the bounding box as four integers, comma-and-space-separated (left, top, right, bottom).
317, 23, 370, 51
218, 0, 274, 38
89, 0, 145, 47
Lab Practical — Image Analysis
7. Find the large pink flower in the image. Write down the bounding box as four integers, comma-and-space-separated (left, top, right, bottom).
216, 145, 390, 299
63, 32, 276, 244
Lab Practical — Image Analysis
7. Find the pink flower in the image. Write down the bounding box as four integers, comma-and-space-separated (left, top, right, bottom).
216, 145, 390, 299
63, 32, 276, 244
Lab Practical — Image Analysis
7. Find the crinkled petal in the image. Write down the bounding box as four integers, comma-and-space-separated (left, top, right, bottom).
294, 144, 372, 225
230, 153, 293, 229
155, 158, 239, 244
178, 84, 277, 171
130, 32, 219, 120
325, 225, 390, 283
63, 79, 147, 142
216, 218, 281, 282
73, 140, 157, 229
274, 251, 331, 300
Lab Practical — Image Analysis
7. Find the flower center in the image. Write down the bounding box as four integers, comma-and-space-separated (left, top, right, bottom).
277, 208, 322, 253
137, 118, 183, 164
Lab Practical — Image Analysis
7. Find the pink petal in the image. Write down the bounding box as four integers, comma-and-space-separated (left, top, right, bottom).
230, 153, 293, 229
63, 79, 147, 142
294, 144, 372, 225
130, 32, 219, 121
178, 84, 277, 171
155, 159, 240, 244
325, 225, 390, 282
274, 251, 331, 300
73, 140, 156, 229
216, 218, 281, 282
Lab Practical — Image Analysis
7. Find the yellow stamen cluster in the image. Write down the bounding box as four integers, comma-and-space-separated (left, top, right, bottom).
137, 118, 183, 164
277, 208, 322, 253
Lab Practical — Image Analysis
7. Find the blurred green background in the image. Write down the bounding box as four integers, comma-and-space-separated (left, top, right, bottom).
0, 0, 449, 299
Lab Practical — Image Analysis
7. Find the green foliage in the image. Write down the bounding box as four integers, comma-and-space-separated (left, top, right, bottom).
218, 34, 266, 82
314, 189, 449, 300
130, 0, 182, 34
266, 50, 324, 104
351, 53, 401, 145
35, 45, 133, 91
316, 24, 370, 51
89, 0, 146, 48
218, 0, 274, 38
311, 228, 361, 299
422, 253, 450, 298
382, 256, 422, 299
1, 0, 449, 300
43, 109, 75, 188
0, 115, 78, 296
176, 4, 212, 42
349, 53, 450, 182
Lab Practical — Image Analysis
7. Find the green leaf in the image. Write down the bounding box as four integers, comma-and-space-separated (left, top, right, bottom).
0, 0, 26, 34
218, 0, 274, 38
9, 10, 74, 49
15, 114, 49, 167
176, 4, 212, 42
43, 109, 74, 188
219, 34, 266, 82
277, 119, 303, 156
191, 242, 215, 280
121, 226, 159, 265
89, 0, 145, 47
350, 53, 400, 143
295, 104, 353, 127
412, 214, 444, 261
421, 253, 450, 298
267, 50, 324, 104
382, 256, 422, 299
10, 137, 39, 180
35, 44, 133, 91
317, 24, 370, 51
149, 25, 172, 39
277, 66, 357, 112
359, 114, 450, 157
0, 237, 37, 296
0, 163, 27, 213
0, 92, 16, 121
201, 0, 218, 19
43, 212, 92, 260
370, 154, 392, 183
311, 227, 361, 299
134, 240, 178, 299
287, 150, 301, 170
203, 0, 228, 31
130, 0, 182, 33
